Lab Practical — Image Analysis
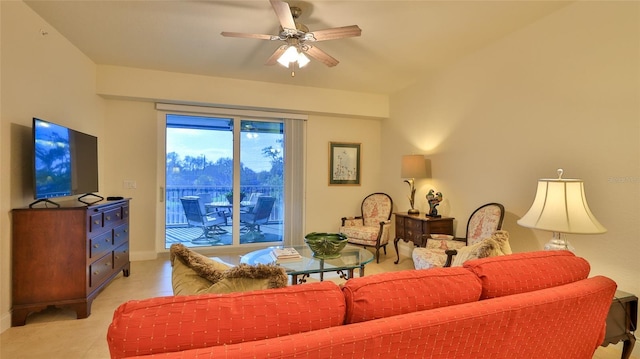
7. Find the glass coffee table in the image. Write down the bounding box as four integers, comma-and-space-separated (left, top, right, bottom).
241, 245, 374, 285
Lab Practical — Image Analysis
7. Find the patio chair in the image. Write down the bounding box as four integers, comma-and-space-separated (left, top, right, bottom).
180, 196, 227, 244
240, 196, 276, 241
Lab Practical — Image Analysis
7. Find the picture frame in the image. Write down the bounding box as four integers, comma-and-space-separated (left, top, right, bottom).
329, 142, 361, 185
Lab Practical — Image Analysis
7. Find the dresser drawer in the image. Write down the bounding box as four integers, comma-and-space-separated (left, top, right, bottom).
89, 212, 103, 233
113, 224, 129, 248
103, 207, 123, 229
89, 252, 113, 289
405, 218, 423, 245
113, 243, 129, 271
89, 231, 113, 259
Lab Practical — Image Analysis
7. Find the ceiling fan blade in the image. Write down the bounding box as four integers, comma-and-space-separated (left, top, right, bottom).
309, 25, 362, 42
269, 0, 296, 30
305, 46, 339, 67
221, 31, 276, 40
265, 45, 288, 66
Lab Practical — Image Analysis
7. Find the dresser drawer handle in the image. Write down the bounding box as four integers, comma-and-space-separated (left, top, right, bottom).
115, 233, 120, 238
93, 244, 99, 249
105, 238, 111, 243
94, 220, 100, 225
93, 270, 100, 275
105, 216, 111, 221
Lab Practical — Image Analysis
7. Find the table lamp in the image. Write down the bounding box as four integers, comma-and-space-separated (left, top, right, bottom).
401, 155, 427, 215
517, 169, 606, 251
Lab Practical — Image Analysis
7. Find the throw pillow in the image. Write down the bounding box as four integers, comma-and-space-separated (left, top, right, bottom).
451, 230, 510, 267
169, 243, 287, 295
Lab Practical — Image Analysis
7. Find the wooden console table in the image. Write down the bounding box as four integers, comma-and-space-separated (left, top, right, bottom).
393, 212, 454, 264
601, 290, 637, 359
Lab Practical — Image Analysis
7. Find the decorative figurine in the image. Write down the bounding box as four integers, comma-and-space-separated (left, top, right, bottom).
426, 189, 443, 217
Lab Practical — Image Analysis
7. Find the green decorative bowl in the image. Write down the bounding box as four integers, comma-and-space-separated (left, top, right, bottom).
304, 232, 348, 259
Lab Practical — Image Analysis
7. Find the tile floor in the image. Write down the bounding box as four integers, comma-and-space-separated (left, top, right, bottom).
0, 248, 633, 358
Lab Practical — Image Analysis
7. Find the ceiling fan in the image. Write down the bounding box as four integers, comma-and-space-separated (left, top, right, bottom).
221, 0, 361, 74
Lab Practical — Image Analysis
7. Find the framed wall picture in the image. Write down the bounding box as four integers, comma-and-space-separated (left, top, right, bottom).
329, 142, 361, 185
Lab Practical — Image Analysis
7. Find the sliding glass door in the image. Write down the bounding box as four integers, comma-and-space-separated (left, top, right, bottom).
164, 114, 285, 249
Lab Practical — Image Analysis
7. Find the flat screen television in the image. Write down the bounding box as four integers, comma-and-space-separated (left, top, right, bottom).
32, 117, 102, 207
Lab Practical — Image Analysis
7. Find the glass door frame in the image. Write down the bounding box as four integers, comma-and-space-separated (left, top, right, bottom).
155, 104, 307, 254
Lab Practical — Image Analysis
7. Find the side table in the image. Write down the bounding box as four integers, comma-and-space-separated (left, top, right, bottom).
393, 213, 454, 264
602, 290, 637, 359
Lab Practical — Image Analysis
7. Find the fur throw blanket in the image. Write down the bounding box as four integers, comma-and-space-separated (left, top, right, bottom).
170, 243, 287, 289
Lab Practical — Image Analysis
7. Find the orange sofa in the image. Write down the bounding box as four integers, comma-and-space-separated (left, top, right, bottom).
107, 250, 616, 359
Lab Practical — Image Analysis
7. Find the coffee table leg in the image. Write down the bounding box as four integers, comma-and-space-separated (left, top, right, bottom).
291, 274, 298, 285
359, 265, 365, 277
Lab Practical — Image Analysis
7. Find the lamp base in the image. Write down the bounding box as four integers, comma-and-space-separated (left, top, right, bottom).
407, 208, 420, 215
544, 232, 575, 252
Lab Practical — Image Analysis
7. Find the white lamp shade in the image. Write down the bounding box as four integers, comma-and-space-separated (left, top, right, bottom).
517, 178, 606, 234
401, 155, 427, 178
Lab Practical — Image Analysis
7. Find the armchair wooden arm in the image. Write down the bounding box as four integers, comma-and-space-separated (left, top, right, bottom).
341, 216, 363, 226
444, 249, 458, 267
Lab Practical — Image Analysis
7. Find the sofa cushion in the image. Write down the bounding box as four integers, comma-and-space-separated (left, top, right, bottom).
341, 267, 482, 324
107, 281, 346, 359
451, 230, 511, 267
170, 243, 287, 295
463, 250, 591, 299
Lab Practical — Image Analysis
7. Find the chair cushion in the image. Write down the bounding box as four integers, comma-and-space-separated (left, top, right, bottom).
412, 247, 448, 269
463, 250, 591, 299
170, 243, 287, 295
340, 225, 386, 244
341, 267, 482, 324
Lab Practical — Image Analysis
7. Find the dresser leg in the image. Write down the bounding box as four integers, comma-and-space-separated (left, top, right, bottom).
393, 237, 401, 264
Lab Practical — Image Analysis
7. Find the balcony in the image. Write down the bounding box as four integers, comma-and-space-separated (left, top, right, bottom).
165, 186, 283, 247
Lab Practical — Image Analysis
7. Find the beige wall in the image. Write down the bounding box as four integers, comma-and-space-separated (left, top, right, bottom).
383, 1, 640, 299
0, 1, 105, 331
1, 0, 387, 332
2, 5, 639, 357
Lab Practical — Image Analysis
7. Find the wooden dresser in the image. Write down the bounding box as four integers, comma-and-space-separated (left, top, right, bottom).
393, 212, 454, 264
11, 199, 131, 326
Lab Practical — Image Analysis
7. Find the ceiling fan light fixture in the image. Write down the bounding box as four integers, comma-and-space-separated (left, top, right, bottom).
277, 45, 299, 67
297, 52, 310, 68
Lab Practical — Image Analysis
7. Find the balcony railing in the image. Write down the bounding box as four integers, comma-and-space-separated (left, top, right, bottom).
165, 186, 282, 226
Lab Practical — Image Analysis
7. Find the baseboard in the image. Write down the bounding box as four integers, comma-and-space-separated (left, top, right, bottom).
1, 310, 11, 333
130, 250, 158, 261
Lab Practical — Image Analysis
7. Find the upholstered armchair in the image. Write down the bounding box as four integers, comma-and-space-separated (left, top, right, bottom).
413, 203, 505, 269
339, 193, 393, 263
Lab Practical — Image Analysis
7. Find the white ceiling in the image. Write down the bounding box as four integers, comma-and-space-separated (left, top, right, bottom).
25, 1, 571, 95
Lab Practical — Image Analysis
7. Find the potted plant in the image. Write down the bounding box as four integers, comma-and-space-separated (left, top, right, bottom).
225, 191, 246, 204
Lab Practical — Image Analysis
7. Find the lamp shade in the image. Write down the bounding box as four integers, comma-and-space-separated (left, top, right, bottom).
401, 155, 427, 178
517, 176, 606, 234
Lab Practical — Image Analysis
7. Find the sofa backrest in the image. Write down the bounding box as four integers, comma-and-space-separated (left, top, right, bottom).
463, 250, 591, 299
107, 281, 345, 359
341, 267, 481, 324
187, 275, 617, 359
